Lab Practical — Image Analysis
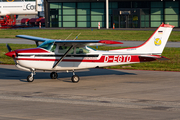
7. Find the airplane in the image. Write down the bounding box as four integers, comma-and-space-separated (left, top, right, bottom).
5, 23, 174, 83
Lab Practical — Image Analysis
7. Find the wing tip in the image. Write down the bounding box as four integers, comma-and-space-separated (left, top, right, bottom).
99, 40, 123, 44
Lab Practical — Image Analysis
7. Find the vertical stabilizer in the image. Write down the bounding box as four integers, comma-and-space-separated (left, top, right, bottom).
137, 23, 174, 55
112, 23, 174, 55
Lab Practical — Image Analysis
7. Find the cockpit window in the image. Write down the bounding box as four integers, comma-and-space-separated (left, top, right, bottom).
76, 47, 89, 54
58, 46, 74, 54
38, 40, 56, 52
58, 46, 89, 54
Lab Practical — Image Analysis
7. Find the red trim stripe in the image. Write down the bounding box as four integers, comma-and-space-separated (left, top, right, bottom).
99, 40, 123, 44
16, 55, 157, 63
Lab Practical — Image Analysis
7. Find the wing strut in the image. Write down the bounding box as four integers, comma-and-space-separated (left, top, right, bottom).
53, 45, 74, 68
35, 41, 39, 47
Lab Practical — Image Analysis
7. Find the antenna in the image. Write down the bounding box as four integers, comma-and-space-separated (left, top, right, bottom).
73, 33, 81, 40
65, 33, 73, 40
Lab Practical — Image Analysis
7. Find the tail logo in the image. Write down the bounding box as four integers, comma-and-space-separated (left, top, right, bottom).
154, 38, 162, 46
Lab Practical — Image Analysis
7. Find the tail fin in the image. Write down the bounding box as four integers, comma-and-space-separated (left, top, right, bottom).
112, 23, 174, 55
138, 23, 174, 55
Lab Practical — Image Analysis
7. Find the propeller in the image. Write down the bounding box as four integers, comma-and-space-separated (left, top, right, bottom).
5, 44, 18, 65
6, 44, 12, 52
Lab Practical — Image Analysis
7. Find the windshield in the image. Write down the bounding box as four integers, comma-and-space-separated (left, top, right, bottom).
38, 40, 55, 51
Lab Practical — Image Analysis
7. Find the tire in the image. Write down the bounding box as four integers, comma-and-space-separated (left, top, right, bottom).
27, 75, 34, 82
71, 75, 80, 83
50, 72, 58, 79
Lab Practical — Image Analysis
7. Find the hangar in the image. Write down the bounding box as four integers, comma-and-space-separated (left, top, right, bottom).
44, 0, 180, 28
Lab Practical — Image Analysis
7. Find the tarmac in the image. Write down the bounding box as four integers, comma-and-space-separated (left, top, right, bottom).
0, 64, 180, 120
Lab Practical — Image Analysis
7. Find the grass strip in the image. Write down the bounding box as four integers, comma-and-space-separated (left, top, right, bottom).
0, 29, 180, 42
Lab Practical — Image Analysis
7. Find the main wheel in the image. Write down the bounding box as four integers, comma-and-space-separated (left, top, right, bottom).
50, 72, 58, 79
71, 75, 80, 83
27, 75, 34, 82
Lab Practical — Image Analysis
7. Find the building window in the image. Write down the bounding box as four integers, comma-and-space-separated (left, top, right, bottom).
151, 1, 179, 27
49, 2, 106, 28
63, 3, 76, 27
91, 2, 105, 27
109, 2, 118, 28
77, 2, 90, 27
164, 2, 179, 27
49, 3, 61, 27
151, 2, 163, 27
141, 9, 150, 28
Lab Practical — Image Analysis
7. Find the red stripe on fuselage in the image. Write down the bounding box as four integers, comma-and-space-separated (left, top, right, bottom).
16, 55, 156, 63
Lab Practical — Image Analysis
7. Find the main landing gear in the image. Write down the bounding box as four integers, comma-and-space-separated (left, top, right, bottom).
71, 71, 80, 83
26, 70, 80, 83
50, 72, 58, 79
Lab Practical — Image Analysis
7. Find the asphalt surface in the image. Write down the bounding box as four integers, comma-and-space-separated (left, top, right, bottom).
0, 64, 180, 120
0, 38, 180, 47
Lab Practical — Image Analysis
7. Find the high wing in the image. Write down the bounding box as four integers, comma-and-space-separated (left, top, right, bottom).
16, 35, 123, 47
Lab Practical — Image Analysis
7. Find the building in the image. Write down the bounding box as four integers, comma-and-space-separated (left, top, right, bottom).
44, 0, 180, 28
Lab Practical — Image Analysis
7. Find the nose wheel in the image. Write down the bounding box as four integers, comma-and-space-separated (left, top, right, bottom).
27, 72, 34, 82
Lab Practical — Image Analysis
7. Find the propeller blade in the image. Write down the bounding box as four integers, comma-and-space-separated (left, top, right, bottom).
5, 44, 18, 64
6, 44, 12, 52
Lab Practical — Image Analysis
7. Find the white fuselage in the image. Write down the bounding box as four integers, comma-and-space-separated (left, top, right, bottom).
14, 46, 142, 72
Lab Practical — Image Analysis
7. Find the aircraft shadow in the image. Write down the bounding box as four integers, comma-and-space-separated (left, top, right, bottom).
59, 68, 136, 78
0, 67, 136, 82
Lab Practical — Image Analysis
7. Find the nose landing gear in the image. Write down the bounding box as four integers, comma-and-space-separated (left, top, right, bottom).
27, 70, 35, 82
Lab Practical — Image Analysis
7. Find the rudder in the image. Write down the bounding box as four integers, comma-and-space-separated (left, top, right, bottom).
136, 23, 174, 55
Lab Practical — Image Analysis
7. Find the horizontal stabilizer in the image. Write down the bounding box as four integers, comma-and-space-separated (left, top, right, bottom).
139, 55, 169, 61
156, 56, 170, 60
